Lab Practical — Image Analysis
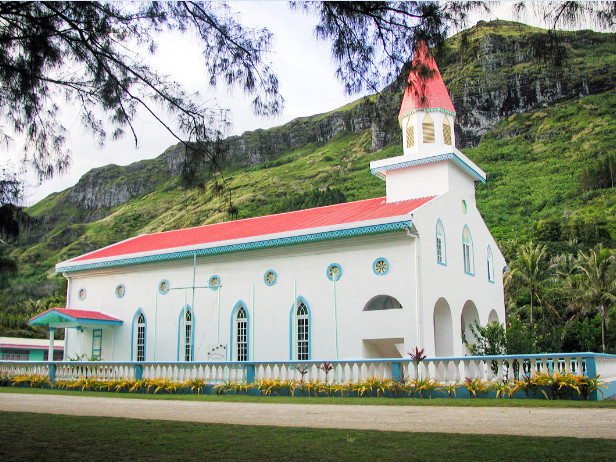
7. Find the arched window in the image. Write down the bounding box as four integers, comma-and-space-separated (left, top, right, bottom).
462, 226, 474, 276
290, 298, 310, 361
363, 295, 403, 311
233, 303, 248, 361
132, 310, 146, 362
178, 306, 193, 361
487, 246, 495, 282
436, 219, 446, 265
405, 119, 415, 148
443, 116, 452, 145
422, 113, 435, 143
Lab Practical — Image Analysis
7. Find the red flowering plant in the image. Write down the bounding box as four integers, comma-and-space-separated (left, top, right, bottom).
318, 362, 335, 382
408, 347, 427, 379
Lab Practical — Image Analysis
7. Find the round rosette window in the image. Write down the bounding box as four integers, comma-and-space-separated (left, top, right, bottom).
327, 263, 342, 281
158, 280, 170, 295
78, 288, 86, 301
209, 275, 221, 290
264, 270, 277, 286
115, 284, 126, 298
373, 258, 389, 276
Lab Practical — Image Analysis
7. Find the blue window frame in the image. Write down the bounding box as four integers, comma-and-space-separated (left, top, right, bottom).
487, 246, 495, 283
436, 219, 446, 266
177, 306, 194, 361
326, 263, 342, 281
373, 258, 389, 276
264, 269, 277, 286
289, 297, 311, 361
91, 329, 102, 359
131, 309, 146, 362
462, 225, 475, 276
230, 301, 249, 361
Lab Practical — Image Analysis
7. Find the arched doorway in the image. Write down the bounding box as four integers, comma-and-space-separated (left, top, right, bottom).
433, 298, 453, 357
461, 301, 479, 354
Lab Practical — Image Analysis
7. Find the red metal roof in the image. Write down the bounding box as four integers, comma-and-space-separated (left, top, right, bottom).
398, 42, 455, 118
29, 308, 122, 323
69, 196, 435, 262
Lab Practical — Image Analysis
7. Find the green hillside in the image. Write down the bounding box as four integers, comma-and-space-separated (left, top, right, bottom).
2, 21, 616, 345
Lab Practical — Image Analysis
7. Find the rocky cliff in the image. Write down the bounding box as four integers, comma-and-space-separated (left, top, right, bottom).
60, 21, 616, 212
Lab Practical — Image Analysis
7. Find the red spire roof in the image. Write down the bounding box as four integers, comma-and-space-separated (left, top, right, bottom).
398, 42, 455, 119
66, 196, 435, 263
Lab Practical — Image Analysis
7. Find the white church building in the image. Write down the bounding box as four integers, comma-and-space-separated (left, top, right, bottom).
31, 45, 506, 363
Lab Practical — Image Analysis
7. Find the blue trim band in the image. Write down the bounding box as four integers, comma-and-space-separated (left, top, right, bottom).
370, 153, 486, 183
399, 107, 456, 120
57, 221, 413, 273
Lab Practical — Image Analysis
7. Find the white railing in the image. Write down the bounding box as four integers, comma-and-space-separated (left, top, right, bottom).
1, 352, 614, 392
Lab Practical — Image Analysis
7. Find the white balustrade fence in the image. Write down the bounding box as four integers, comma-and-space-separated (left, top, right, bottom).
2, 352, 615, 399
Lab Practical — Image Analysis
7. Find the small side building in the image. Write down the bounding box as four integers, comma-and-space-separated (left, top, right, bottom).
0, 337, 64, 361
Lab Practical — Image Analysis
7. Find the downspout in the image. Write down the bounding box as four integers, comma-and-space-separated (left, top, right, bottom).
251, 283, 255, 361
192, 253, 196, 322
405, 222, 423, 350
293, 279, 297, 360
64, 274, 71, 361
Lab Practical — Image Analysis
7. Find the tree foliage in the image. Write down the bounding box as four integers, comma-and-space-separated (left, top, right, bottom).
0, 1, 283, 183
270, 187, 346, 214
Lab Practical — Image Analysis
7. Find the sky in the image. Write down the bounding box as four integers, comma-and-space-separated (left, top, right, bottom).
2, 1, 610, 205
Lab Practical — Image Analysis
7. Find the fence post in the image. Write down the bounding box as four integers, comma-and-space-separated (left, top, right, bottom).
135, 364, 143, 380
48, 363, 56, 382
391, 362, 404, 381
245, 364, 256, 384
584, 355, 599, 401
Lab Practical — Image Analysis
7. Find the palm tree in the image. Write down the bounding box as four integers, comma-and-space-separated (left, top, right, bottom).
576, 245, 616, 352
549, 252, 586, 343
506, 242, 550, 325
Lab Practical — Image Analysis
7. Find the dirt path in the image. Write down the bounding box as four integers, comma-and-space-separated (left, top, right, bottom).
1, 393, 615, 439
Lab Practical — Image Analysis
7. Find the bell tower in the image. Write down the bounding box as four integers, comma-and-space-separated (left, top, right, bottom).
398, 43, 457, 158
371, 43, 486, 202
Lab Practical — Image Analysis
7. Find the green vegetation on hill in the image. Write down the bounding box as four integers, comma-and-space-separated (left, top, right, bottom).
471, 91, 616, 247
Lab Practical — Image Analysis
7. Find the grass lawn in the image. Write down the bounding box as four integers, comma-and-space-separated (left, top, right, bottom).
1, 411, 615, 461
2, 386, 616, 407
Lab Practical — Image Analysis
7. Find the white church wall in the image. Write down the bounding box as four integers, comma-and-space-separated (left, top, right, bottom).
385, 162, 450, 201
412, 183, 506, 358
64, 231, 420, 362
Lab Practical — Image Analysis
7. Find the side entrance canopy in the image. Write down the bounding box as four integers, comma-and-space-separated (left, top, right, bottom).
29, 308, 123, 361
29, 308, 123, 328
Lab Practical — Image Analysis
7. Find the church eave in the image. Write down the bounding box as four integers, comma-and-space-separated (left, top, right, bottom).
398, 107, 456, 124
370, 153, 486, 183
56, 219, 414, 274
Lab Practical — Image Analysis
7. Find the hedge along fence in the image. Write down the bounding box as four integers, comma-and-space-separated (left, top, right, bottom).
1, 370, 608, 401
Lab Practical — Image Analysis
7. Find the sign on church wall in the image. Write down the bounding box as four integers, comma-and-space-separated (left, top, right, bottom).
206, 344, 227, 361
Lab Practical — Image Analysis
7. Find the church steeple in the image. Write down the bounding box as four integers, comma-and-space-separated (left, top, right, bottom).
398, 43, 456, 120
398, 42, 457, 156
370, 42, 486, 203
